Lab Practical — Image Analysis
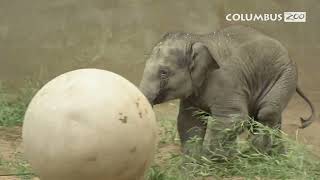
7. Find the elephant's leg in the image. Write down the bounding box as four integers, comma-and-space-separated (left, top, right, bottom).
251, 68, 297, 154
203, 103, 248, 159
202, 114, 246, 159
250, 105, 283, 154
177, 99, 207, 155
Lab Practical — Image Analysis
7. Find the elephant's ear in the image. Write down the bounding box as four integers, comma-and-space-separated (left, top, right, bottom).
188, 42, 220, 88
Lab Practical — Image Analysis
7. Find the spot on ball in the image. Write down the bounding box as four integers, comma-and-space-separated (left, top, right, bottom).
119, 115, 128, 123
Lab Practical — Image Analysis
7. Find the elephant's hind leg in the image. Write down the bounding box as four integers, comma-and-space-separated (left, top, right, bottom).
250, 104, 283, 153
251, 66, 297, 154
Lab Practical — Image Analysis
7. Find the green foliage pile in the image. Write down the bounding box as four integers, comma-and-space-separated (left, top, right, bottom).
147, 112, 320, 180
0, 81, 40, 126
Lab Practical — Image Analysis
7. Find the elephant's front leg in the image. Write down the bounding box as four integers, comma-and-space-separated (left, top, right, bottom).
177, 99, 207, 155
202, 113, 246, 159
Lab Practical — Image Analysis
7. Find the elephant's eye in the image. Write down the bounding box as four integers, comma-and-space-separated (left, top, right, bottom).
159, 69, 169, 79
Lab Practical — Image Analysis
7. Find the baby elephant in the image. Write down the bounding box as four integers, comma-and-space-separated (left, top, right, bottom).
139, 25, 316, 157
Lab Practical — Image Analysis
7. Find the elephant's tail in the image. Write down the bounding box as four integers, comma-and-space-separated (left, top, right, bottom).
296, 86, 316, 128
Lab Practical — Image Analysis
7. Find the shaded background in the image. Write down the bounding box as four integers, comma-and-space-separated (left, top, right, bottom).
0, 0, 319, 151
0, 0, 319, 88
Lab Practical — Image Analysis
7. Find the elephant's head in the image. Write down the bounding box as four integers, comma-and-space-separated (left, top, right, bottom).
139, 33, 220, 105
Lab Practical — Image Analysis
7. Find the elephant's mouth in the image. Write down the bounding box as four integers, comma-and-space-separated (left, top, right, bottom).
152, 91, 167, 105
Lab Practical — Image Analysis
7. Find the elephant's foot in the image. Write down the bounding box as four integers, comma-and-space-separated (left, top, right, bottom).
181, 135, 204, 160
202, 126, 240, 161
201, 140, 239, 161
249, 133, 286, 155
201, 115, 245, 160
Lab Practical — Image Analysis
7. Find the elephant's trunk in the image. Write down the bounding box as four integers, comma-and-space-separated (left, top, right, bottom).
139, 79, 160, 106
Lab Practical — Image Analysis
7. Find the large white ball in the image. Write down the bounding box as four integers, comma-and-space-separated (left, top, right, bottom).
22, 69, 158, 180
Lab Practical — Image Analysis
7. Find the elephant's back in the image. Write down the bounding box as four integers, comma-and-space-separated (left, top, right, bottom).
209, 25, 290, 67
217, 26, 296, 97
207, 25, 295, 82
216, 25, 290, 64
216, 25, 267, 46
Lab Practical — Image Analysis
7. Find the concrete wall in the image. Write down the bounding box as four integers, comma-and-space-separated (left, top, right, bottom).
0, 0, 319, 90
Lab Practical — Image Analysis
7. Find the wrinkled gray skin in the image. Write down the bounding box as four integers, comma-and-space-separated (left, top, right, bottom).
139, 25, 316, 156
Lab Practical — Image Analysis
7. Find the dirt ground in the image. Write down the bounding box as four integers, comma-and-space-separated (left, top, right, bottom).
282, 92, 320, 155
0, 127, 24, 180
